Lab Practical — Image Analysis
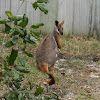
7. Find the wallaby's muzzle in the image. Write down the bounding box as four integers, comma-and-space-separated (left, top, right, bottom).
60, 32, 63, 35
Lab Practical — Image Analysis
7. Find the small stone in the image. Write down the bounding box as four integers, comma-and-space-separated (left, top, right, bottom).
59, 68, 65, 71
67, 69, 72, 73
89, 74, 99, 78
59, 59, 66, 62
64, 92, 74, 98
87, 65, 94, 67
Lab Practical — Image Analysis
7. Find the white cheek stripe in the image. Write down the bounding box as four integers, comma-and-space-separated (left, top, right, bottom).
56, 29, 60, 34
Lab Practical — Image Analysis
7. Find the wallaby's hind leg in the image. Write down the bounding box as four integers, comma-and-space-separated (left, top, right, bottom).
39, 63, 49, 74
39, 63, 55, 85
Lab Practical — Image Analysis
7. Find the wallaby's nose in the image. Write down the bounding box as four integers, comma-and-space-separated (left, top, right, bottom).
61, 32, 63, 35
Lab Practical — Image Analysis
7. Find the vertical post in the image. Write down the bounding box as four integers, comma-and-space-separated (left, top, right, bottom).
72, 0, 75, 35
88, 0, 94, 37
56, 0, 59, 20
93, 0, 100, 38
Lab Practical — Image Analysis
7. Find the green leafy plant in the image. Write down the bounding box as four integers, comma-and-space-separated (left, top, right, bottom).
32, 0, 48, 14
0, 0, 50, 99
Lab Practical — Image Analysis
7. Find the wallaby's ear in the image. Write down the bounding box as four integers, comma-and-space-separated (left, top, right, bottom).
59, 20, 64, 25
55, 21, 59, 26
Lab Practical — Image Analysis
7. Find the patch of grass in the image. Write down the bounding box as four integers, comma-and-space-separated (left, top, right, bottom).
61, 34, 100, 55
0, 33, 100, 99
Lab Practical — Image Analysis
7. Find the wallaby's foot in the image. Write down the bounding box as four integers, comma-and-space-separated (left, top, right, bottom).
50, 66, 59, 71
43, 81, 49, 85
59, 52, 67, 55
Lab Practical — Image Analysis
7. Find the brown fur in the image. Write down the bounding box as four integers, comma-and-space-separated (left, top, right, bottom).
36, 21, 64, 85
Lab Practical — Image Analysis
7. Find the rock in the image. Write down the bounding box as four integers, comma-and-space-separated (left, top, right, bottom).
63, 92, 74, 98
89, 74, 100, 78
67, 69, 72, 73
59, 59, 66, 62
87, 64, 95, 67
59, 68, 66, 71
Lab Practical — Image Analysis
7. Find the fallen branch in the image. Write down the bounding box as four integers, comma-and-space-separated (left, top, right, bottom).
0, 33, 6, 58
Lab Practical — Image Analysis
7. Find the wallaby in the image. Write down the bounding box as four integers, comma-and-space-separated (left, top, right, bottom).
36, 20, 64, 85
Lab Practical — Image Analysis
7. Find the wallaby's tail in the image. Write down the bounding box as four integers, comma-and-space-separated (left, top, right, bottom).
39, 63, 55, 85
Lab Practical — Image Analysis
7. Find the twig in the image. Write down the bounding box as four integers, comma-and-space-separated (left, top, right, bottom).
17, 0, 25, 13
0, 33, 6, 58
17, 0, 33, 13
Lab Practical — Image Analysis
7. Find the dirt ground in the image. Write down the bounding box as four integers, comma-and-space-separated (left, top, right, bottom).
49, 54, 100, 100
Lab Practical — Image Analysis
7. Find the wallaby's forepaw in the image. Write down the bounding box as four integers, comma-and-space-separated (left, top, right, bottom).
58, 46, 61, 49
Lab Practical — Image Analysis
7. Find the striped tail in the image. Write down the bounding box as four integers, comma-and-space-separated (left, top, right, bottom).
43, 73, 55, 85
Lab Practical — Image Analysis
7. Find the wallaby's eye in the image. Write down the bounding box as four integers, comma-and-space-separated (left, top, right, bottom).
58, 29, 60, 31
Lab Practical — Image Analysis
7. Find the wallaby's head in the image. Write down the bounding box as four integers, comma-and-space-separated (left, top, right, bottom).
55, 20, 64, 35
